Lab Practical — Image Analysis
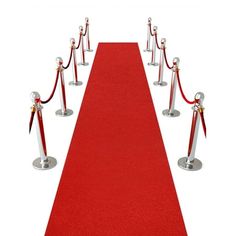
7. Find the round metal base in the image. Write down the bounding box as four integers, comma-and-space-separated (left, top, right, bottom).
69, 81, 83, 86
78, 62, 89, 66
143, 49, 152, 52
148, 62, 158, 66
33, 156, 57, 170
178, 157, 202, 171
55, 109, 73, 117
153, 81, 168, 86
86, 49, 93, 52
162, 109, 180, 117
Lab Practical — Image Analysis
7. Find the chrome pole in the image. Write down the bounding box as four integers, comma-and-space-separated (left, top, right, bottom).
31, 92, 57, 170
162, 57, 180, 117
178, 92, 205, 171
148, 26, 158, 66
154, 38, 168, 86
144, 17, 152, 52
78, 26, 89, 66
85, 17, 93, 52
55, 57, 73, 117
69, 38, 83, 86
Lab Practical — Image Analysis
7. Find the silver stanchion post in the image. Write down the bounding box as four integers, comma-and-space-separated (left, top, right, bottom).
78, 26, 89, 66
30, 92, 57, 170
85, 17, 93, 52
154, 38, 168, 86
178, 92, 205, 171
162, 57, 180, 117
69, 38, 83, 86
144, 17, 152, 52
148, 26, 158, 66
55, 57, 73, 117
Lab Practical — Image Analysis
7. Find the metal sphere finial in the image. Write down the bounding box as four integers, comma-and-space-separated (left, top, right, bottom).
161, 38, 166, 44
173, 57, 180, 66
30, 91, 40, 103
70, 37, 75, 45
153, 26, 158, 31
79, 25, 83, 31
56, 57, 63, 66
195, 92, 205, 103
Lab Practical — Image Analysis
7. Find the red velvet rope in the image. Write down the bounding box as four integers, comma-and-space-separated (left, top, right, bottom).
149, 23, 154, 36
187, 107, 206, 155
200, 111, 207, 137
76, 33, 82, 49
163, 47, 173, 69
29, 107, 35, 133
62, 47, 73, 70
29, 99, 40, 133
188, 110, 197, 156
176, 69, 195, 105
154, 33, 160, 49
37, 110, 47, 155
41, 70, 60, 104
83, 23, 88, 36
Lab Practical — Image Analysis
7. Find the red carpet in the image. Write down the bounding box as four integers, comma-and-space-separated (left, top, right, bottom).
46, 43, 187, 235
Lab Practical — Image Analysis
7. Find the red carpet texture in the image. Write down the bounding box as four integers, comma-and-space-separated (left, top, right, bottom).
46, 43, 187, 236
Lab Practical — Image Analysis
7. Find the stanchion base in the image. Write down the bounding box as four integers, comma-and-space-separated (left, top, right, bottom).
178, 157, 202, 171
55, 109, 73, 117
69, 81, 83, 86
162, 109, 180, 117
78, 62, 89, 66
153, 81, 168, 86
33, 156, 57, 170
148, 62, 158, 66
86, 49, 93, 52
143, 49, 152, 52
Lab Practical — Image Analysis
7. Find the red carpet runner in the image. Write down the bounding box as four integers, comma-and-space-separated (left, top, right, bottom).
46, 43, 187, 235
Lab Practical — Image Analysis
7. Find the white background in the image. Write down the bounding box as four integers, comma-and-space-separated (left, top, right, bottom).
0, 0, 236, 235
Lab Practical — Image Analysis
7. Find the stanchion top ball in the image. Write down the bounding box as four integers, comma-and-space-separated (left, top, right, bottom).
173, 57, 180, 65
153, 26, 158, 31
79, 26, 83, 31
70, 38, 76, 45
195, 92, 205, 102
161, 38, 166, 44
56, 57, 63, 65
148, 17, 152, 22
85, 17, 89, 23
30, 91, 40, 103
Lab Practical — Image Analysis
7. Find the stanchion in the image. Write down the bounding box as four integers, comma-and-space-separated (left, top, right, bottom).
30, 92, 57, 170
178, 92, 206, 171
154, 38, 168, 86
148, 26, 158, 66
144, 17, 152, 52
55, 57, 73, 116
78, 26, 89, 66
84, 17, 93, 52
69, 38, 83, 86
162, 57, 180, 117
